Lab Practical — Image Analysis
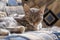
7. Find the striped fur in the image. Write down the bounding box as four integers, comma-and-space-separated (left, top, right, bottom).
15, 4, 46, 31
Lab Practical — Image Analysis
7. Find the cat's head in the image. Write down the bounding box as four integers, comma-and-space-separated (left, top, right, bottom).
23, 4, 46, 26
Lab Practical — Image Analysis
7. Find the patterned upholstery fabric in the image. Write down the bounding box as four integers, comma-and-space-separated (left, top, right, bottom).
57, 13, 60, 19
42, 0, 60, 27
8, 0, 18, 6
0, 31, 60, 40
43, 9, 58, 26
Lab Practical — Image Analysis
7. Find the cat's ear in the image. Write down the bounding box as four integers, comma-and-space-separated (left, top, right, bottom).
23, 4, 30, 13
39, 5, 46, 14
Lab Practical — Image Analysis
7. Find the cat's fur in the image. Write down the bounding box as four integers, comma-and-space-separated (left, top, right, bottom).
15, 4, 46, 31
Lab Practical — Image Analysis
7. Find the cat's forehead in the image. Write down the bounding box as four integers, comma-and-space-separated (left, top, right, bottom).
30, 8, 39, 13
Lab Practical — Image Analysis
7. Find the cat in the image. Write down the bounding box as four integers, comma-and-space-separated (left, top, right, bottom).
14, 4, 46, 31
